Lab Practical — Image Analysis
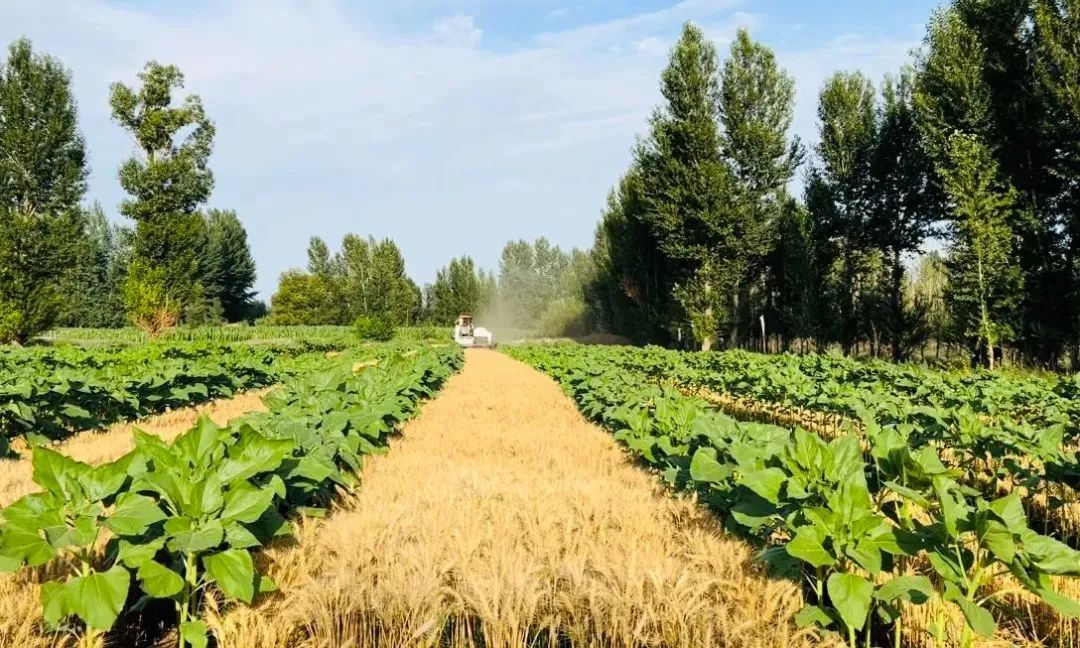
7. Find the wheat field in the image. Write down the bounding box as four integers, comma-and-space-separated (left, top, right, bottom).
207, 350, 821, 648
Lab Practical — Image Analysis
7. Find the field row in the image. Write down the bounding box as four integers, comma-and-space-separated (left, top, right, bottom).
0, 342, 346, 456
507, 344, 1080, 648
0, 342, 462, 647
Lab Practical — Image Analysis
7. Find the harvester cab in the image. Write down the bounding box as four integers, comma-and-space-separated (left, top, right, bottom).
453, 314, 495, 348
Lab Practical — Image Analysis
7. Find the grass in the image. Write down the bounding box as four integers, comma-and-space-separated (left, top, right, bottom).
206, 349, 824, 648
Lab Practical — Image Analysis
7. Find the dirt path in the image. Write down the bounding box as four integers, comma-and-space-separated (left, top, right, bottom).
211, 350, 816, 648
0, 389, 271, 506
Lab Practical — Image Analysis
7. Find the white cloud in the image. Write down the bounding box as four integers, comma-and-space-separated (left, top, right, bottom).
0, 0, 918, 299
432, 13, 482, 47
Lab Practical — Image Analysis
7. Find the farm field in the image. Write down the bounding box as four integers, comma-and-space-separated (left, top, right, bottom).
0, 337, 463, 648
507, 343, 1080, 647
4, 332, 1080, 647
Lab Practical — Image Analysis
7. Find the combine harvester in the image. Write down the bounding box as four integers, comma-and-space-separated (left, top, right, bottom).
453, 314, 496, 348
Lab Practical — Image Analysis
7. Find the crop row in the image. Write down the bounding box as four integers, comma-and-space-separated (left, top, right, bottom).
0, 342, 348, 456
0, 342, 462, 647
577, 345, 1080, 543
507, 344, 1080, 648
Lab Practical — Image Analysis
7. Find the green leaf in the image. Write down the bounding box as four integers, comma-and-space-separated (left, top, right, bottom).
875, 575, 932, 605
137, 560, 184, 598
222, 484, 276, 524
180, 620, 209, 648
1033, 584, 1080, 617
203, 549, 256, 603
739, 467, 786, 504
174, 415, 224, 468
166, 519, 224, 554
979, 518, 1015, 564
67, 565, 130, 630
827, 572, 874, 631
795, 605, 834, 629
786, 526, 835, 568
117, 537, 166, 568
32, 448, 83, 498
2, 528, 56, 566
107, 493, 167, 536
989, 492, 1027, 533
689, 447, 730, 484
944, 583, 996, 637
40, 581, 69, 629
224, 522, 261, 549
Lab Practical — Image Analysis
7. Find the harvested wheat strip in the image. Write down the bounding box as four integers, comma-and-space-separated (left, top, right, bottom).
208, 349, 825, 648
0, 388, 271, 507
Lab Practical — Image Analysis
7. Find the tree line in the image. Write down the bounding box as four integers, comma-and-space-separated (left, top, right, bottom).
269, 234, 593, 333
586, 0, 1080, 369
0, 38, 258, 343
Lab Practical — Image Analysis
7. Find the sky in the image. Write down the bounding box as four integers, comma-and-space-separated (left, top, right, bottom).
0, 0, 944, 300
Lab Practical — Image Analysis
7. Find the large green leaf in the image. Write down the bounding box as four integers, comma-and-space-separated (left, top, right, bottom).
166, 519, 224, 554
204, 548, 256, 603
107, 493, 167, 536
66, 565, 130, 630
875, 575, 932, 605
739, 467, 786, 504
827, 572, 874, 631
180, 620, 210, 648
689, 447, 730, 484
222, 484, 276, 524
137, 560, 184, 598
786, 526, 835, 568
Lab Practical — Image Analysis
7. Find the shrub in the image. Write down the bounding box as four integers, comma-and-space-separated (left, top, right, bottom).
122, 259, 179, 338
354, 316, 395, 342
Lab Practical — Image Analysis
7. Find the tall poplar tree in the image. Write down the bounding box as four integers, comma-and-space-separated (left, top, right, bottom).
807, 71, 878, 353
0, 38, 87, 213
868, 69, 943, 360
719, 29, 800, 345
110, 61, 215, 310
0, 38, 87, 341
636, 23, 733, 350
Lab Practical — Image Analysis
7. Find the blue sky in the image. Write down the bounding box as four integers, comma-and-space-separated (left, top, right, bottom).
0, 0, 942, 299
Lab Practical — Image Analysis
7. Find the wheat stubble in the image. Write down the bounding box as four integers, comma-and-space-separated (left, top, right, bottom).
212, 349, 819, 648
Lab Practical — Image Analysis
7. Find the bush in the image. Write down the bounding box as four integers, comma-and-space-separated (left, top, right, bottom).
353, 316, 395, 342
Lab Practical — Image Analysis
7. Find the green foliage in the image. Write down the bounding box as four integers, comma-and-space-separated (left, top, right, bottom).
122, 258, 179, 337
200, 209, 256, 322
270, 236, 420, 326
268, 270, 345, 326
353, 316, 395, 342
110, 61, 215, 307
424, 255, 490, 325
510, 343, 1080, 647
0, 205, 79, 344
0, 38, 87, 214
939, 133, 1023, 367
0, 343, 463, 644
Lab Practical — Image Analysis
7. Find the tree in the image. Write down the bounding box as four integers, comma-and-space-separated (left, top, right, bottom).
807, 71, 878, 353
0, 38, 87, 213
636, 23, 734, 350
269, 270, 344, 325
57, 203, 127, 328
110, 61, 215, 308
121, 258, 179, 337
0, 205, 78, 343
868, 68, 943, 360
367, 238, 421, 325
940, 133, 1022, 369
768, 198, 818, 351
201, 209, 256, 322
425, 256, 487, 325
718, 28, 801, 345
